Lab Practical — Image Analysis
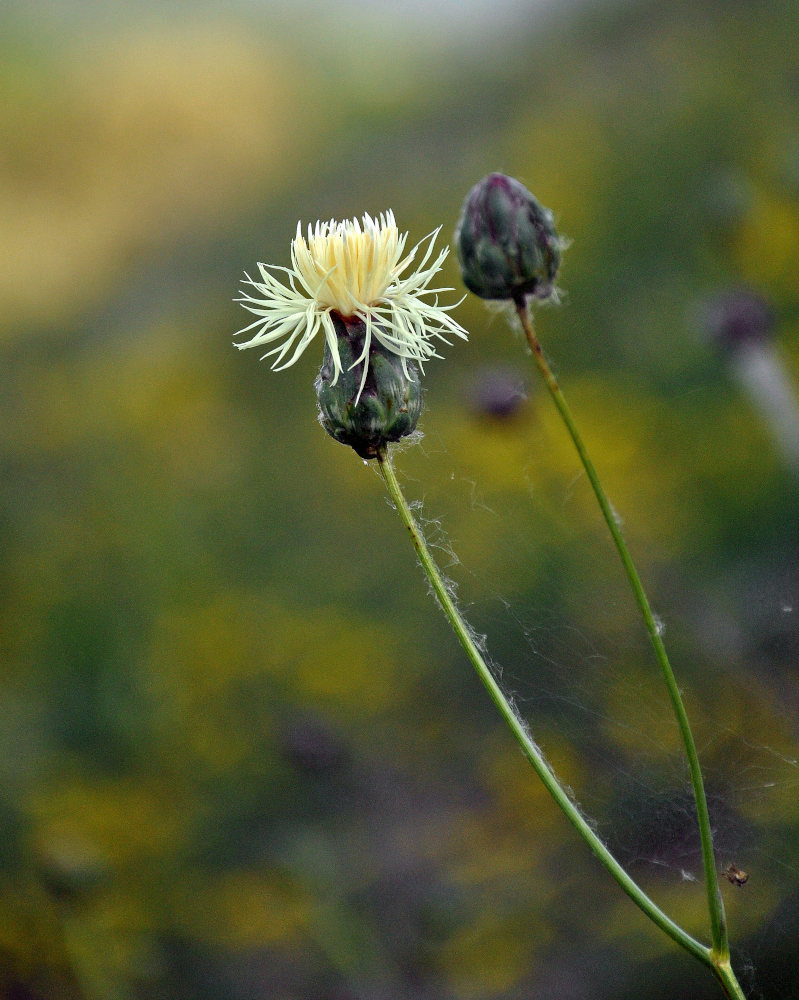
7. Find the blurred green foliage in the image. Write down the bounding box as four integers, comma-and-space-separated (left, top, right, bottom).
2, 0, 799, 997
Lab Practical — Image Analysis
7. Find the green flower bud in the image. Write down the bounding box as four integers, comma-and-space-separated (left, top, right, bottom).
455, 173, 561, 302
315, 314, 422, 459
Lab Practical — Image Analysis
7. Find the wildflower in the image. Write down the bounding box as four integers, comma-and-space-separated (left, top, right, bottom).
235, 211, 468, 401
455, 173, 562, 303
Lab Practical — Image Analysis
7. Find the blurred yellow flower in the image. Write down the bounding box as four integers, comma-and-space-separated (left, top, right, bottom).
235, 211, 467, 390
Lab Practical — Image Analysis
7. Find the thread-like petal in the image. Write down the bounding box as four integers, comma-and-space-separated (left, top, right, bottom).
235, 212, 468, 380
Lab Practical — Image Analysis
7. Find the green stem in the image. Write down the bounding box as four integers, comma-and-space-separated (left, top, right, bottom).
514, 299, 729, 960
376, 446, 712, 969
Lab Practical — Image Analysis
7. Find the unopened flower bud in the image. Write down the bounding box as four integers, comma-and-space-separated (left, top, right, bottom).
455, 173, 561, 302
315, 314, 422, 459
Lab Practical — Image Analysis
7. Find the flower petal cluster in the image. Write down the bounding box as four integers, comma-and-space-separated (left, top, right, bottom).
235, 211, 467, 394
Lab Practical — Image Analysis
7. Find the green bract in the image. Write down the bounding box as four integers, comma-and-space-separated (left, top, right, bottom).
455, 172, 561, 302
315, 314, 422, 459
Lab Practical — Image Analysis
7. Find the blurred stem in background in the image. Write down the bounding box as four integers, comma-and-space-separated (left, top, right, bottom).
730, 339, 799, 473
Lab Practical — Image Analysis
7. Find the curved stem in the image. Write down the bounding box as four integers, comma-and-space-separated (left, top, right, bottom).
376, 446, 712, 969
514, 299, 729, 960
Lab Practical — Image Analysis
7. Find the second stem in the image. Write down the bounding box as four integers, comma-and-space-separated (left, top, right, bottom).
514, 297, 728, 959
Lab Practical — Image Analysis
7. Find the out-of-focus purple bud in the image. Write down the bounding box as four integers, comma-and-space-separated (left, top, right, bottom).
701, 288, 799, 473
701, 288, 775, 351
469, 365, 529, 420
454, 173, 561, 302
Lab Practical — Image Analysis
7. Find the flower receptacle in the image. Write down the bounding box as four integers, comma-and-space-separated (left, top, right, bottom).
315, 315, 422, 459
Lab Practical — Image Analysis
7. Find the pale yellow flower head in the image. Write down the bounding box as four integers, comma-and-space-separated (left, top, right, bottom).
235, 211, 467, 393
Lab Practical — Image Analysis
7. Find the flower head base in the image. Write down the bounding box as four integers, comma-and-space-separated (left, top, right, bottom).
315, 314, 423, 459
236, 211, 468, 401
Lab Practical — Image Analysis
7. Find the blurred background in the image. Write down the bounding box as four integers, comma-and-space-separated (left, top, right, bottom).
2, 0, 799, 997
